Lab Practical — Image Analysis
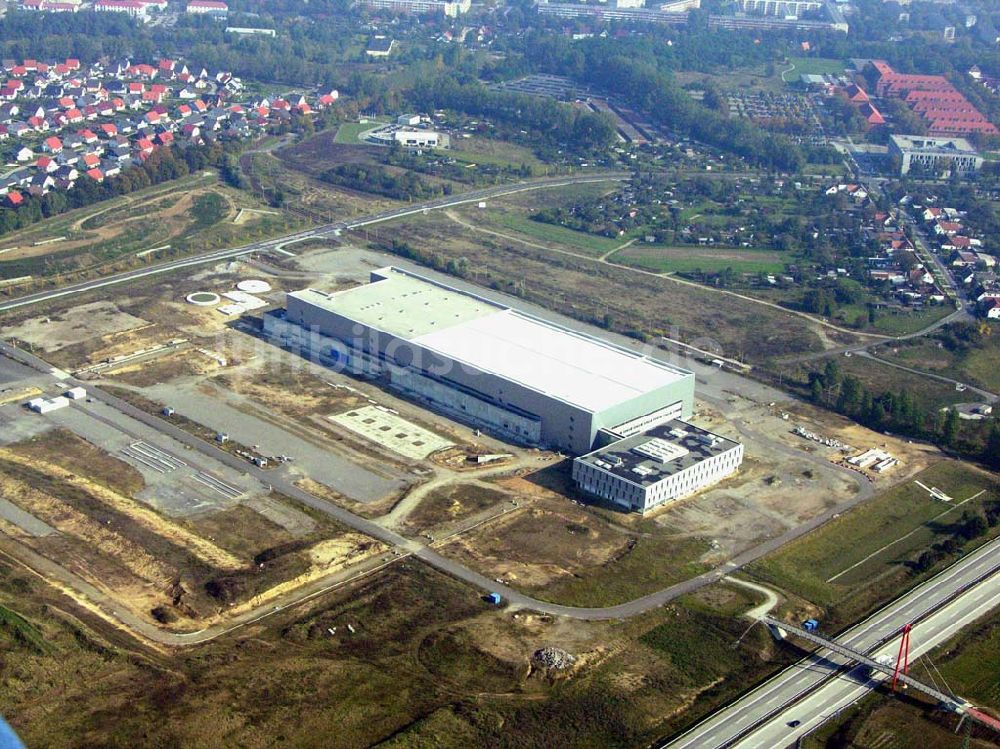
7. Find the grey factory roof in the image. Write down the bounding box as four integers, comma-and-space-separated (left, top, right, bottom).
577, 419, 741, 487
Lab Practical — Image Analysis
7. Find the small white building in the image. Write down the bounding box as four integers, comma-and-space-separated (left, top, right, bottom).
64, 386, 87, 400
393, 128, 448, 149
397, 113, 421, 126
572, 420, 743, 513
27, 396, 70, 413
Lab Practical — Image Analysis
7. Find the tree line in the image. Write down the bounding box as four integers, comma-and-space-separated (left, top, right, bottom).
407, 76, 618, 155
319, 163, 448, 201
807, 358, 1000, 469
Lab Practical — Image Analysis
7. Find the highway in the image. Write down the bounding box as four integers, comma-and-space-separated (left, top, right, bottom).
0, 173, 628, 313
663, 533, 1000, 749
736, 572, 1000, 748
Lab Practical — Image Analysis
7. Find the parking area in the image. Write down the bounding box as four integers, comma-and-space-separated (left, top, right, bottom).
34, 400, 264, 517
329, 405, 453, 460
141, 381, 413, 504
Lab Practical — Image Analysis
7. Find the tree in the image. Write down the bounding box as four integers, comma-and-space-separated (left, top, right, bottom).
810, 377, 824, 405
983, 419, 1000, 471
942, 408, 960, 447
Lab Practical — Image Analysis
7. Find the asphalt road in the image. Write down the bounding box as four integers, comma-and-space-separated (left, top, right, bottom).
663, 533, 1000, 748
0, 330, 883, 634
0, 173, 629, 314
735, 573, 1000, 748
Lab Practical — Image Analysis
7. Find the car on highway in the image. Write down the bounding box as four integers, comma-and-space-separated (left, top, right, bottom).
787, 720, 801, 728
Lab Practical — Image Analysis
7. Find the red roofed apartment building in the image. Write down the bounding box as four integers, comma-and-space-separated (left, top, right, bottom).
93, 0, 148, 16
868, 60, 998, 137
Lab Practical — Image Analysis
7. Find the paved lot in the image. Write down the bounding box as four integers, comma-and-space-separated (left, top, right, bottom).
0, 402, 54, 445
43, 400, 263, 517
329, 405, 453, 460
0, 356, 38, 385
141, 382, 411, 504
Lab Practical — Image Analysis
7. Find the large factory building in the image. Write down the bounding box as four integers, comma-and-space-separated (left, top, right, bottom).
264, 267, 695, 454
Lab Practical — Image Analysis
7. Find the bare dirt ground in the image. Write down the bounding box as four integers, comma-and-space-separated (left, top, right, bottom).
4, 300, 150, 353
441, 493, 636, 589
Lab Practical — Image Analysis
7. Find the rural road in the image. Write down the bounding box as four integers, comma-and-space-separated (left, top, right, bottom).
0, 338, 876, 639
0, 173, 630, 314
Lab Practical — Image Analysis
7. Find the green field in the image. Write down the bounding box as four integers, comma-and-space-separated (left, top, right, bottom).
488, 211, 623, 255
786, 56, 847, 78
334, 120, 384, 144
538, 530, 710, 608
616, 244, 788, 275
880, 334, 1000, 395
871, 305, 954, 336
751, 462, 1000, 626
441, 136, 546, 170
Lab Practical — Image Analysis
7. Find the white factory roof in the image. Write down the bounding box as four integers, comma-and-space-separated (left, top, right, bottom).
288, 270, 497, 339
293, 267, 691, 413
413, 309, 688, 413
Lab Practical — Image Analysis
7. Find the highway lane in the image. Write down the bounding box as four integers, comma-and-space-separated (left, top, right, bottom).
736, 574, 1000, 748
0, 173, 628, 314
664, 532, 1000, 749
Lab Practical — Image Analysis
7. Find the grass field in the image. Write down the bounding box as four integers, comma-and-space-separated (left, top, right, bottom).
442, 135, 546, 170
786, 56, 847, 77
793, 354, 970, 411
870, 305, 954, 336
0, 172, 300, 289
538, 528, 710, 607
333, 120, 384, 144
750, 461, 1000, 628
880, 335, 1000, 394
615, 244, 788, 275
487, 211, 623, 256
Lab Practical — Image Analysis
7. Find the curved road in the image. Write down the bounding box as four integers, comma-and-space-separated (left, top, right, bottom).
0, 332, 878, 643
0, 173, 632, 313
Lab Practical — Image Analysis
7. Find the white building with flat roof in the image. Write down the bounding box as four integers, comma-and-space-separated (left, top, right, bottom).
889, 134, 983, 176
573, 419, 743, 512
265, 267, 695, 453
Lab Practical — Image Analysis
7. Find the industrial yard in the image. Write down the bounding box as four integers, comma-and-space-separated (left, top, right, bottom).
1, 197, 999, 749
0, 237, 956, 642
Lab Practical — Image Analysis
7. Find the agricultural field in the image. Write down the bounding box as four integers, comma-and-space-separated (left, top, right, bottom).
0, 171, 301, 291
615, 243, 788, 275
750, 461, 1000, 629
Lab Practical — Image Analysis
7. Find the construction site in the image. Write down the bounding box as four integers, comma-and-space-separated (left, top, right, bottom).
1, 238, 999, 749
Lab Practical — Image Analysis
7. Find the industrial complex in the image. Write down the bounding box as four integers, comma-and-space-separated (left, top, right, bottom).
264, 267, 741, 511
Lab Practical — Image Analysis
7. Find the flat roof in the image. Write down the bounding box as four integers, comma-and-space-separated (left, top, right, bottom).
291, 267, 692, 414
413, 309, 688, 413
890, 134, 978, 154
287, 270, 499, 338
577, 419, 741, 487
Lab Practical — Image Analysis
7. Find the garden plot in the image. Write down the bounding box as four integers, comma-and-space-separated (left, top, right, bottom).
329, 405, 453, 459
